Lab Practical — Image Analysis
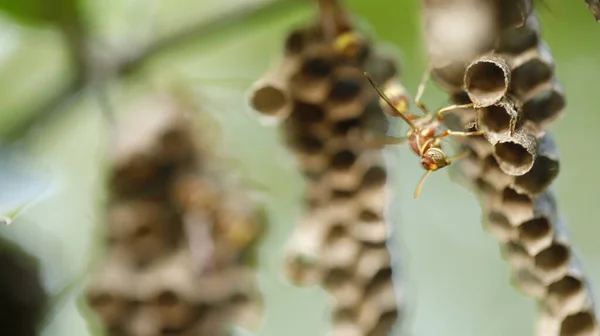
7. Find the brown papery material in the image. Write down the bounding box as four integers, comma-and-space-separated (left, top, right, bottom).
248, 56, 299, 123
464, 55, 511, 107
477, 96, 520, 135
483, 125, 537, 176
507, 42, 555, 102
513, 132, 559, 195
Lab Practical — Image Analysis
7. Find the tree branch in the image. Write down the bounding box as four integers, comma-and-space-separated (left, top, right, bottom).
1, 0, 306, 143
116, 0, 305, 75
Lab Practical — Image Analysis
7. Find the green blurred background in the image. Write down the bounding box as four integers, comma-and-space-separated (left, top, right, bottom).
0, 0, 598, 335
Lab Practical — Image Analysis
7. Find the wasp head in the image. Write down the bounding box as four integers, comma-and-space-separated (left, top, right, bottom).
421, 148, 449, 171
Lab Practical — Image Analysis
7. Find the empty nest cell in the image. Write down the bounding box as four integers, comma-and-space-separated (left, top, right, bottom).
249, 57, 298, 121
498, 187, 556, 227
518, 217, 552, 253
325, 66, 369, 121
538, 309, 599, 336
351, 210, 388, 244
559, 312, 598, 336
289, 43, 337, 105
545, 271, 595, 318
522, 82, 566, 130
476, 96, 520, 135
480, 154, 513, 191
511, 267, 546, 299
485, 211, 515, 242
322, 226, 362, 270
513, 132, 559, 195
106, 200, 181, 267
533, 243, 570, 281
507, 43, 555, 100
495, 0, 533, 29
489, 127, 537, 176
324, 148, 384, 192
289, 101, 327, 126
464, 55, 511, 107
431, 61, 468, 94
496, 14, 540, 55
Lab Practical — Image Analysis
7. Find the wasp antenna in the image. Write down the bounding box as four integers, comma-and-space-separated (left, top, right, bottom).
363, 72, 417, 131
383, 135, 409, 145
414, 170, 432, 199
447, 150, 470, 163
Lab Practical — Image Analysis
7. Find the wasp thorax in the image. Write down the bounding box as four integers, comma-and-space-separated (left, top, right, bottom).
421, 148, 448, 171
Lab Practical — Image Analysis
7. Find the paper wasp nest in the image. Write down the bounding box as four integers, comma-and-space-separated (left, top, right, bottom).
85, 93, 266, 336
422, 1, 599, 335
249, 13, 403, 336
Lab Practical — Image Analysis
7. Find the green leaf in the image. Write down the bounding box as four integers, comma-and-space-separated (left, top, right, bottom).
0, 0, 79, 26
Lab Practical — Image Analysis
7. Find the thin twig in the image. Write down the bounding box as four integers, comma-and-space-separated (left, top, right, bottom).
117, 0, 304, 75
1, 0, 305, 143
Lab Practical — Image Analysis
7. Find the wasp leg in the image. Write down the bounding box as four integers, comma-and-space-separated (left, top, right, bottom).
436, 129, 485, 138
436, 103, 475, 121
414, 63, 432, 116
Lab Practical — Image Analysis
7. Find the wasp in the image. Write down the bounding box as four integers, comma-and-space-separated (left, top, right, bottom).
363, 70, 485, 198
316, 0, 368, 60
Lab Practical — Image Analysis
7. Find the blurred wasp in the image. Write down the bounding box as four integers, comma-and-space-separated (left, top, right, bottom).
317, 0, 368, 60
363, 72, 485, 198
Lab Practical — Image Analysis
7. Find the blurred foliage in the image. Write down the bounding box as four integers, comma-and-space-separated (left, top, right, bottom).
0, 0, 599, 336
0, 147, 53, 221
0, 0, 79, 26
